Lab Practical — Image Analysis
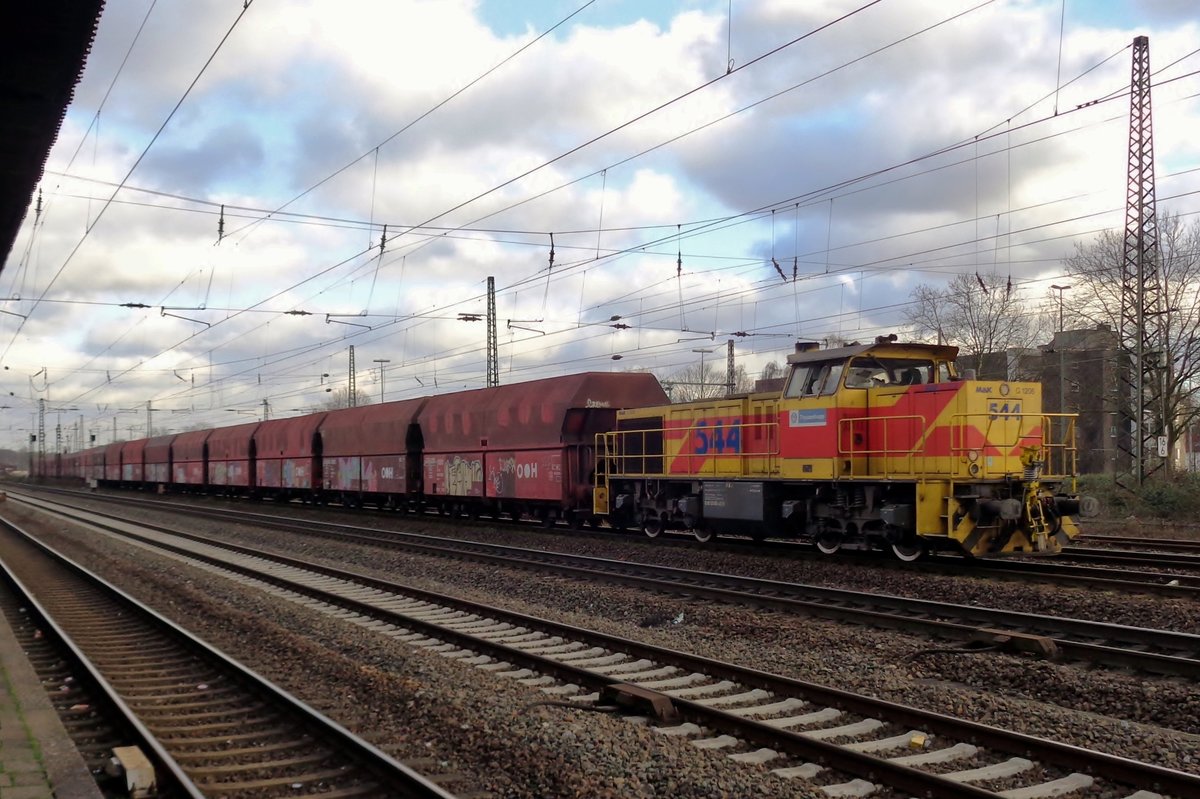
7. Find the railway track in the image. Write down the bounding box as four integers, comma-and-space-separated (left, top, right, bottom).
26, 485, 1200, 593
1060, 546, 1200, 570
8, 491, 1196, 799
0, 512, 459, 799
12, 488, 1200, 679
1078, 533, 1200, 553
0, 562, 179, 797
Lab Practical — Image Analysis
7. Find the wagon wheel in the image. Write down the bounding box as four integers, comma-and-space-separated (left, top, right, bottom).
642, 513, 663, 539
815, 532, 842, 555
692, 527, 714, 544
891, 538, 927, 562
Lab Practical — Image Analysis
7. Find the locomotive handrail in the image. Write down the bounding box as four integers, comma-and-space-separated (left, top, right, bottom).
595, 420, 780, 479
835, 413, 931, 477
949, 412, 1078, 479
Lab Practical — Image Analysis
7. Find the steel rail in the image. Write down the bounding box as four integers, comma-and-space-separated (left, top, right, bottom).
19, 496, 1200, 799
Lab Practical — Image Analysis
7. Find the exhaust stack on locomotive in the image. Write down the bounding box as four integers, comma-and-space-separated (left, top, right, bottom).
595, 336, 1097, 558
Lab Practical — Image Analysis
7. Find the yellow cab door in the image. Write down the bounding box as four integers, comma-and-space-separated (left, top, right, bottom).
837, 359, 874, 477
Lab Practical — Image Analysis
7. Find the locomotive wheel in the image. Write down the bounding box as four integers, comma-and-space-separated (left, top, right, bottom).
815, 533, 842, 555
642, 515, 663, 539
891, 539, 927, 562
692, 527, 713, 544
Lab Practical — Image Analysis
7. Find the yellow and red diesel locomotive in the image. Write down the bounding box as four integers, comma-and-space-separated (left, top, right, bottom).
594, 336, 1097, 558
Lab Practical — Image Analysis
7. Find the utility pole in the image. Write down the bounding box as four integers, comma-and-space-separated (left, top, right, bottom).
262, 398, 270, 420
348, 345, 357, 407
373, 359, 390, 403
1118, 35, 1165, 487
1051, 284, 1071, 454
693, 348, 714, 399
486, 275, 499, 388
146, 400, 153, 438
725, 340, 735, 397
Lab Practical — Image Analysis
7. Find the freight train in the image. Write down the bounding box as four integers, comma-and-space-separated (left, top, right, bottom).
44, 337, 1097, 559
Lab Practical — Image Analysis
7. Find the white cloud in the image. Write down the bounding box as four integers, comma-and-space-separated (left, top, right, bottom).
1, 0, 1197, 449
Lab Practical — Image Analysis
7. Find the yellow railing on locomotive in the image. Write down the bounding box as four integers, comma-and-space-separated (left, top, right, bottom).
594, 421, 780, 479
834, 414, 934, 477
949, 412, 1078, 479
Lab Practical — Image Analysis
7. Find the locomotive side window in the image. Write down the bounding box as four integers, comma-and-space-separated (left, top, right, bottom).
844, 358, 934, 389
784, 365, 812, 398
845, 362, 885, 388
815, 363, 843, 395
785, 362, 843, 397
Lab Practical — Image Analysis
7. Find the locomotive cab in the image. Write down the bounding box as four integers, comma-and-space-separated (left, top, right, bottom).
595, 336, 1096, 558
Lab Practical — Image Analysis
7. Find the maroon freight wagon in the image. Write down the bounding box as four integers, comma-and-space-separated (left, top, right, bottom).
318, 399, 426, 506
171, 429, 211, 488
103, 441, 124, 483
417, 372, 668, 524
143, 434, 176, 486
83, 446, 106, 483
207, 421, 260, 491
254, 413, 328, 498
119, 438, 148, 483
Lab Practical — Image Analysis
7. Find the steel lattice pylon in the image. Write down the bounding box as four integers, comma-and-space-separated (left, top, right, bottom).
348, 345, 357, 407
486, 275, 499, 388
1118, 35, 1165, 486
37, 398, 45, 476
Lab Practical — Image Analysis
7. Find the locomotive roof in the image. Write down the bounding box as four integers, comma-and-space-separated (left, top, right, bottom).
785, 341, 958, 365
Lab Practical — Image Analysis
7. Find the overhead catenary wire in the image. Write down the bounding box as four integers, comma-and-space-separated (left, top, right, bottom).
15, 9, 1200, 425
0, 0, 258, 365
221, 0, 599, 244
105, 196, 1200, 421
2, 0, 160, 305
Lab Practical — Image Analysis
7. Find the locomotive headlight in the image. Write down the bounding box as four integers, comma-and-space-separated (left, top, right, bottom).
968, 462, 981, 476
999, 383, 1011, 396
967, 450, 980, 463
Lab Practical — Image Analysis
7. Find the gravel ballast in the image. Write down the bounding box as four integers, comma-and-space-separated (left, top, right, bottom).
5, 493, 1198, 797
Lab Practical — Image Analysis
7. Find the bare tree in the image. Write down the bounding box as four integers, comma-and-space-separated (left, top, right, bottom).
1063, 211, 1200, 459
662, 358, 757, 401
663, 360, 726, 402
904, 272, 1044, 372
322, 387, 374, 410
759, 361, 784, 382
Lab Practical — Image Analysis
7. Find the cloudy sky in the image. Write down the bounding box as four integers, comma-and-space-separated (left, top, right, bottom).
1, 0, 1197, 450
